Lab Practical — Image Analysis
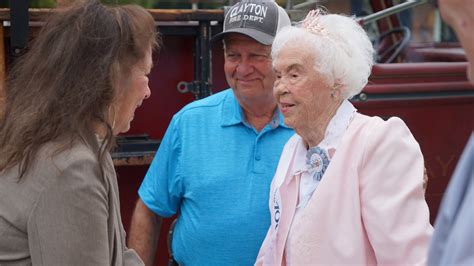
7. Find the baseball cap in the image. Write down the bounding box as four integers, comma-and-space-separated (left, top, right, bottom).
212, 0, 291, 45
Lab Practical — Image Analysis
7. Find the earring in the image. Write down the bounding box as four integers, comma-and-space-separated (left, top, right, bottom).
109, 106, 116, 130
112, 110, 116, 130
330, 89, 340, 99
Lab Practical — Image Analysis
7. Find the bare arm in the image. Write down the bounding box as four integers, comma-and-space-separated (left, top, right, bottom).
439, 0, 474, 71
128, 198, 163, 266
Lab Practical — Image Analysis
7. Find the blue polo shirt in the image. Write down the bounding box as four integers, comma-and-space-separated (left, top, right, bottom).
139, 89, 293, 265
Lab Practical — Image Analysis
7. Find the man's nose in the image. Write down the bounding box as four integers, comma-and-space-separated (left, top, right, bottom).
236, 58, 253, 76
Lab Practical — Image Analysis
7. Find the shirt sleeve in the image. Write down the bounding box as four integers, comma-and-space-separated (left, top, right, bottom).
138, 115, 183, 217
27, 153, 110, 266
359, 116, 433, 264
428, 135, 474, 266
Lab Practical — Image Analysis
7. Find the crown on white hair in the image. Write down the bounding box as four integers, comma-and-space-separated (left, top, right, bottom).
301, 9, 328, 36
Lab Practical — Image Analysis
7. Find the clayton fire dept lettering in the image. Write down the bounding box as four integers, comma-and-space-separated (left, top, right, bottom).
228, 3, 268, 24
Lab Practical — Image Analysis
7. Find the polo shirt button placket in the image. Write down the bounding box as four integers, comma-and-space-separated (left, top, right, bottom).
253, 138, 264, 173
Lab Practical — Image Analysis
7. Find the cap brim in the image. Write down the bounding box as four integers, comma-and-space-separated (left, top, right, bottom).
211, 28, 273, 46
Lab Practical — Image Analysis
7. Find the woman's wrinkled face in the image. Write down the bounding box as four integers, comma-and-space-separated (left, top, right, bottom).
273, 42, 335, 135
113, 47, 153, 135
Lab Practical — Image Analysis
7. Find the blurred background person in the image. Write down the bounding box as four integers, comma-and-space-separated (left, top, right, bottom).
427, 0, 474, 265
256, 9, 433, 265
0, 0, 159, 265
437, 0, 474, 82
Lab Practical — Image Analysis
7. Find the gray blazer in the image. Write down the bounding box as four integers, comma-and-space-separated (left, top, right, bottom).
0, 140, 143, 266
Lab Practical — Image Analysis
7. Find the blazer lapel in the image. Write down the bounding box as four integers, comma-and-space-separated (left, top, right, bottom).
274, 173, 300, 264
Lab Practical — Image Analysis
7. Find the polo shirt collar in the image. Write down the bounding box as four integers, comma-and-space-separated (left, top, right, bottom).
220, 89, 291, 129
220, 90, 243, 127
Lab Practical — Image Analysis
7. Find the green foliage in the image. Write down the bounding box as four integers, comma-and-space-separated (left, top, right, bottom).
29, 0, 56, 8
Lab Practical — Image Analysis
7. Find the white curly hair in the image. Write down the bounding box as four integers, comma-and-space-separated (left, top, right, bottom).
272, 9, 375, 99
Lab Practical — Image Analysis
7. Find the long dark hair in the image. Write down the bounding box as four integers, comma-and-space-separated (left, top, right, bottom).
0, 0, 160, 178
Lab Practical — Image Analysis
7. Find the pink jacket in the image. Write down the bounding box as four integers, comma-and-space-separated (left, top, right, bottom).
256, 113, 433, 265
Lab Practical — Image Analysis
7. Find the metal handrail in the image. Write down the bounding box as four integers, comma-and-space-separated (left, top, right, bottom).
357, 0, 428, 26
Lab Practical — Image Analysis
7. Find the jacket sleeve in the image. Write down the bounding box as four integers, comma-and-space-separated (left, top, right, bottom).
27, 152, 110, 266
255, 225, 273, 265
427, 135, 474, 266
359, 116, 433, 265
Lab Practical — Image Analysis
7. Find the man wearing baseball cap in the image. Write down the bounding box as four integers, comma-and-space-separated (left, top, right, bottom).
129, 0, 292, 265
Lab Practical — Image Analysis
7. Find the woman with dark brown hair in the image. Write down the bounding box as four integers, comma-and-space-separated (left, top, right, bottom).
0, 0, 160, 265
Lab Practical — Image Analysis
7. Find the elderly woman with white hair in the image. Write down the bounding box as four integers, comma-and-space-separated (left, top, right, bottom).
255, 10, 433, 265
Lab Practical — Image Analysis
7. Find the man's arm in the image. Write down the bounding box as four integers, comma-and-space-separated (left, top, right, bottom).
128, 198, 163, 266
